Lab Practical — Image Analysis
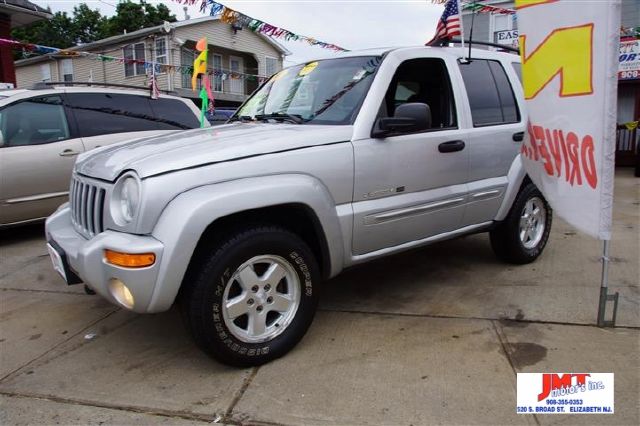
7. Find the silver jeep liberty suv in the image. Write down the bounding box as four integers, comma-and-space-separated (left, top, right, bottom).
46, 46, 552, 366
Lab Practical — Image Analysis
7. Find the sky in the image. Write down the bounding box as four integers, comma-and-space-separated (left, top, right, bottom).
38, 0, 445, 64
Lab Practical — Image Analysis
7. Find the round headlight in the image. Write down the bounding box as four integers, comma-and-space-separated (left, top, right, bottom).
111, 172, 141, 225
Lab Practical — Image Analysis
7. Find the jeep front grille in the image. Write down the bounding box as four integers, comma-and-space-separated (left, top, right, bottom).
70, 176, 106, 238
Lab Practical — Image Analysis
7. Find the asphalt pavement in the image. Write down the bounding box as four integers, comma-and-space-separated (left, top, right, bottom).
0, 168, 638, 425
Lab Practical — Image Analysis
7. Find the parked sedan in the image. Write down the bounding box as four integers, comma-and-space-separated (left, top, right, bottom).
0, 85, 203, 227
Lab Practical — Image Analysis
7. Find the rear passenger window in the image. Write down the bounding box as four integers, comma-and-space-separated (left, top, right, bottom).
65, 93, 158, 137
459, 60, 520, 127
149, 98, 200, 130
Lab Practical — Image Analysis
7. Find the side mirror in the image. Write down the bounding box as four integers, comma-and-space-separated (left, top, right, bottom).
372, 102, 432, 138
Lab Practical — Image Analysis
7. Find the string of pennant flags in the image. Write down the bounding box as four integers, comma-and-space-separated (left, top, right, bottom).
431, 0, 515, 15
461, 2, 516, 15
0, 38, 269, 83
172, 0, 348, 51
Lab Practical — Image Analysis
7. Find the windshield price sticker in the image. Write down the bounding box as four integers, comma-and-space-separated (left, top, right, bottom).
517, 373, 614, 414
298, 61, 319, 76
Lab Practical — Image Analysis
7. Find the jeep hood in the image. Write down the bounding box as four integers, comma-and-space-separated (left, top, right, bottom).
75, 123, 353, 181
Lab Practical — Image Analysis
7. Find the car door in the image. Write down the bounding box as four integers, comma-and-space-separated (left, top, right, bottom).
457, 59, 525, 226
0, 94, 83, 225
351, 57, 469, 255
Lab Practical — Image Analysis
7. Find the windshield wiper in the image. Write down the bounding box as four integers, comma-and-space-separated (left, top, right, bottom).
228, 115, 255, 123
255, 113, 303, 124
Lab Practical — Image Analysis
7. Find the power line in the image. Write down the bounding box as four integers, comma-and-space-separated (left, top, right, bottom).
98, 0, 117, 9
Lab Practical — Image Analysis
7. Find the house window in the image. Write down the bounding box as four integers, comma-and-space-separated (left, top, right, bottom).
181, 48, 195, 89
40, 64, 51, 82
155, 37, 167, 65
123, 42, 146, 77
212, 54, 223, 92
265, 56, 279, 77
61, 59, 73, 82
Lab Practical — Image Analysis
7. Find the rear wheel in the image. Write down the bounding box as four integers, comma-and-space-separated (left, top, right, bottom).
490, 183, 552, 264
181, 226, 320, 367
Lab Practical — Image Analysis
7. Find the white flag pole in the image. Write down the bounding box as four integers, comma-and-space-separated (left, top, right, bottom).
597, 240, 618, 326
597, 1, 622, 327
456, 0, 465, 57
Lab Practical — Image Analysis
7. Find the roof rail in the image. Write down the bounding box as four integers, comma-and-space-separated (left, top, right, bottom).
30, 81, 178, 95
428, 38, 520, 54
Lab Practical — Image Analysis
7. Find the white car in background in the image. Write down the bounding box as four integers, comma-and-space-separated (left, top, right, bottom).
0, 84, 203, 227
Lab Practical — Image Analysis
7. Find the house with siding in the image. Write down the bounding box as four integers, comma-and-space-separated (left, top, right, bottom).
13, 16, 290, 107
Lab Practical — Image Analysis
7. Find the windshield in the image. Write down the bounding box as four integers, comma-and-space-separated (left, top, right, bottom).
236, 56, 382, 125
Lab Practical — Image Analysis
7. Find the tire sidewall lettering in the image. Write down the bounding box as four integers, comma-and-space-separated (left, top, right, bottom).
289, 251, 313, 297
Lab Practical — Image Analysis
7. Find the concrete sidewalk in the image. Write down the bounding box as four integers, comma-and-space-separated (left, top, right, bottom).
0, 169, 638, 425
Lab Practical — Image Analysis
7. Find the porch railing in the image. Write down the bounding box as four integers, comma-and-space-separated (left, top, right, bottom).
615, 124, 638, 167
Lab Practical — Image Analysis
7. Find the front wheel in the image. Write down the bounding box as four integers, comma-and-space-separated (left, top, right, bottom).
181, 226, 320, 367
490, 183, 552, 264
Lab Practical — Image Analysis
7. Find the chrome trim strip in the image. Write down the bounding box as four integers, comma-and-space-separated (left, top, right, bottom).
471, 189, 501, 199
5, 191, 69, 204
364, 197, 465, 225
351, 222, 493, 265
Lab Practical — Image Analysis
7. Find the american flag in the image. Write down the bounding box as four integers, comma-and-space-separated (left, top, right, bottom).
428, 0, 461, 44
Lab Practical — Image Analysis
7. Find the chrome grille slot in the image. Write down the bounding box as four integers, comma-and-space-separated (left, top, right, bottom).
70, 175, 106, 238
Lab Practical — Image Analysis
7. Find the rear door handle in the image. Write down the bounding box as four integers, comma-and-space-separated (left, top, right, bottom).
438, 140, 466, 153
513, 132, 525, 142
59, 149, 81, 157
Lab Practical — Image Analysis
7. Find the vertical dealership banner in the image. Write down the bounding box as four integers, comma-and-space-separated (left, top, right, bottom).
516, 0, 621, 240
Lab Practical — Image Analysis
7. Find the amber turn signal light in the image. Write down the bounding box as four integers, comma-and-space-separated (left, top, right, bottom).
104, 249, 155, 268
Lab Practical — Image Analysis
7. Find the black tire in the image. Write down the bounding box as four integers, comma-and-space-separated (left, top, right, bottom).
490, 183, 552, 264
181, 226, 320, 367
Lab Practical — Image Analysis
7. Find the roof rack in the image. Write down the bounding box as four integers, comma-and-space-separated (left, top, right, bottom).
428, 38, 519, 54
30, 81, 178, 95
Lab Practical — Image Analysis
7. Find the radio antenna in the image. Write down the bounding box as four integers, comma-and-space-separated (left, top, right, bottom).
468, 6, 476, 60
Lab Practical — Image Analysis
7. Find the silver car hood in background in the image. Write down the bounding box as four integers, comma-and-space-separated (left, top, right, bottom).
75, 123, 354, 181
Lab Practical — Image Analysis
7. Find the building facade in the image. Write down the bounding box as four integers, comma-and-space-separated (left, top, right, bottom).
461, 0, 640, 166
0, 0, 51, 86
14, 16, 289, 107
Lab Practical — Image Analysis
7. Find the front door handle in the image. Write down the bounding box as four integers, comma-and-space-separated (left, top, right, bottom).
59, 149, 81, 157
438, 140, 466, 153
513, 132, 525, 142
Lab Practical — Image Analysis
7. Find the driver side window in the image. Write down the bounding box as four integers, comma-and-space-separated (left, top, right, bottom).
381, 58, 457, 130
0, 95, 70, 147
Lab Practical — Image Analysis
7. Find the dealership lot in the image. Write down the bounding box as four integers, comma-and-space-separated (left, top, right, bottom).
0, 169, 638, 425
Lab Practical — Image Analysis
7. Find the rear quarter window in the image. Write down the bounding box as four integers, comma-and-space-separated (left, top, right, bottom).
150, 98, 200, 130
512, 62, 522, 84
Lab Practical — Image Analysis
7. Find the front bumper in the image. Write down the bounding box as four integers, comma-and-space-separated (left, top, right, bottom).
45, 204, 164, 313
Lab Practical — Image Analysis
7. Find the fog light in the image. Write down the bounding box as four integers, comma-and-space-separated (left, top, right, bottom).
104, 249, 155, 268
108, 278, 135, 309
